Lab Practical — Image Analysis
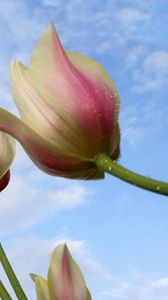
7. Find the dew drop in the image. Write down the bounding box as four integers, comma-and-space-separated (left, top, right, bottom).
156, 186, 161, 191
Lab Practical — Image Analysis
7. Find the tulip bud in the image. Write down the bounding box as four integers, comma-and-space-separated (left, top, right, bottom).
30, 274, 49, 300
31, 243, 92, 300
0, 23, 120, 180
0, 133, 15, 191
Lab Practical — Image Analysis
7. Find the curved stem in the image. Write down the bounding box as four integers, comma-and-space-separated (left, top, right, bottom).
95, 154, 168, 196
0, 281, 12, 300
0, 243, 28, 300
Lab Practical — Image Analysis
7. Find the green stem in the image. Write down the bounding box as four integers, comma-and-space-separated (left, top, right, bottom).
95, 154, 168, 196
0, 281, 12, 300
0, 243, 28, 300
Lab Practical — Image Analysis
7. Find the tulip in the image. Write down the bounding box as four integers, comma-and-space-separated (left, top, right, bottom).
0, 132, 15, 191
0, 23, 167, 195
0, 23, 120, 181
31, 243, 92, 300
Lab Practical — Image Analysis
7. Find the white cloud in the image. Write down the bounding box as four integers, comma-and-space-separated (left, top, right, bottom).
126, 45, 148, 67
144, 51, 168, 74
0, 172, 90, 236
131, 50, 168, 92
0, 0, 46, 42
0, 143, 93, 236
120, 94, 168, 149
120, 105, 150, 148
116, 8, 150, 26
99, 273, 168, 300
151, 277, 168, 288
42, 0, 70, 7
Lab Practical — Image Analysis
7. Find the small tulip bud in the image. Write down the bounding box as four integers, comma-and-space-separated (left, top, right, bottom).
31, 243, 92, 300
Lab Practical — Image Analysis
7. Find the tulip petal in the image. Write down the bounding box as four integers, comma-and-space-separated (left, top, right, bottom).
0, 170, 10, 192
66, 51, 120, 157
0, 109, 104, 179
86, 289, 92, 300
30, 274, 50, 300
48, 244, 89, 300
66, 51, 119, 97
10, 60, 92, 158
0, 132, 15, 191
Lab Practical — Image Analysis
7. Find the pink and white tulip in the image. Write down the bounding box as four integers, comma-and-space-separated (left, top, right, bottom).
0, 23, 120, 180
31, 243, 92, 300
0, 133, 15, 191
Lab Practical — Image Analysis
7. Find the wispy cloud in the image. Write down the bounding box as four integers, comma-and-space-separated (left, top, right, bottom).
0, 174, 90, 236
120, 95, 168, 148
0, 144, 93, 236
116, 8, 150, 26
100, 272, 168, 300
132, 50, 168, 92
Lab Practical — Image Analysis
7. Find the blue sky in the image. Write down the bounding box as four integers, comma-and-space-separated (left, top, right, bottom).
1, 0, 168, 299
